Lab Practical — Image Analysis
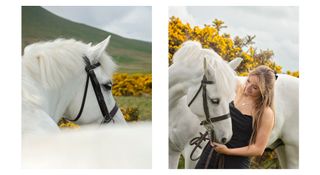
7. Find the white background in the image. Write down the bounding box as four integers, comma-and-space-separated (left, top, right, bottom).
0, 0, 318, 174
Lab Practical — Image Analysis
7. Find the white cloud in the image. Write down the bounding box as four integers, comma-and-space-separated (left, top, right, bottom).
168, 6, 196, 26
43, 6, 151, 42
103, 7, 152, 41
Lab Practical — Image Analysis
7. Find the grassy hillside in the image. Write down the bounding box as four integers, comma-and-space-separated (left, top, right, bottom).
22, 6, 151, 73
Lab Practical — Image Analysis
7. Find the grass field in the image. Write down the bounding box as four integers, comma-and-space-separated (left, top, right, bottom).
114, 95, 152, 121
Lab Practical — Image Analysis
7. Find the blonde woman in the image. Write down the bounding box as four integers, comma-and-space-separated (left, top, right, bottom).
195, 65, 276, 169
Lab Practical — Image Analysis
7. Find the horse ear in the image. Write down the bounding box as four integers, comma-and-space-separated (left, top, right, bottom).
228, 57, 243, 70
88, 35, 111, 60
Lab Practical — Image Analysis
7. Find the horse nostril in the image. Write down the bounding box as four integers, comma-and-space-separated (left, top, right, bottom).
221, 137, 227, 144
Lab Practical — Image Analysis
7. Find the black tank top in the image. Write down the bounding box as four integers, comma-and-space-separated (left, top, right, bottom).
195, 101, 253, 169
227, 101, 253, 148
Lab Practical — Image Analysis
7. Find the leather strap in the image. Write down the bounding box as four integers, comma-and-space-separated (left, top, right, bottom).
188, 84, 202, 107
200, 114, 230, 125
189, 131, 209, 161
202, 76, 211, 124
70, 74, 90, 122
70, 56, 118, 124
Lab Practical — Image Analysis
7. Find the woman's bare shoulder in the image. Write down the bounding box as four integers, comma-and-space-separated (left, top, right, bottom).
264, 107, 274, 116
262, 107, 275, 125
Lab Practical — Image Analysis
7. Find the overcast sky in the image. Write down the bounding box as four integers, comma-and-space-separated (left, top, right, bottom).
43, 6, 152, 42
169, 6, 299, 71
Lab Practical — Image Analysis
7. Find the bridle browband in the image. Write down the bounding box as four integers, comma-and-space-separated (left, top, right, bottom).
188, 73, 230, 161
69, 56, 119, 124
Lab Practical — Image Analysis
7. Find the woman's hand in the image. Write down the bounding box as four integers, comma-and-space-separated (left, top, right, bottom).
211, 142, 230, 155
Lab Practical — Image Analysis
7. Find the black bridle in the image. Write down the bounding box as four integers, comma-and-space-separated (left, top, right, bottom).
188, 74, 230, 161
69, 56, 119, 124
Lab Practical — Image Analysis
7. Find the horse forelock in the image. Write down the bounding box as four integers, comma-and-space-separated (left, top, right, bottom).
172, 41, 202, 66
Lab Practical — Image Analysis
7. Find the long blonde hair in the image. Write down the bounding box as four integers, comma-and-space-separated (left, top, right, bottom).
247, 65, 276, 144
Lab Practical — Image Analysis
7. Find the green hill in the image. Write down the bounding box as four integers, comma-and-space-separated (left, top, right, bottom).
22, 6, 152, 73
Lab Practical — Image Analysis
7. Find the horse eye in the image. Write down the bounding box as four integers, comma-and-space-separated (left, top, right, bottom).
210, 98, 220, 104
102, 81, 112, 91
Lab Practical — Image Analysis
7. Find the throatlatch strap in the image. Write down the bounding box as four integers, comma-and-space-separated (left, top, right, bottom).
70, 74, 90, 122
188, 84, 202, 107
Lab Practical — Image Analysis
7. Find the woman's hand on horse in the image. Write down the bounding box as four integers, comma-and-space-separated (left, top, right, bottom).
211, 142, 230, 155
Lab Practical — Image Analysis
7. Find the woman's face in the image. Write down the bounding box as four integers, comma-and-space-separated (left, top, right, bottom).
244, 75, 261, 97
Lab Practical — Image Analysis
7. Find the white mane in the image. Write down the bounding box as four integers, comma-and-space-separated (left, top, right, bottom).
172, 41, 236, 102
22, 38, 117, 89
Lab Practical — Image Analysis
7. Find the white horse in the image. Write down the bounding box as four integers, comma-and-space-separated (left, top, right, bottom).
169, 41, 242, 169
169, 42, 299, 169
22, 36, 126, 136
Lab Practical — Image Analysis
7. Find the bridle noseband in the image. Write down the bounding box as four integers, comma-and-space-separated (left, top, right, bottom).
69, 56, 119, 124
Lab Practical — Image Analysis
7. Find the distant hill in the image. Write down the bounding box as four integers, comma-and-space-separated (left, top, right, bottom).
22, 6, 152, 73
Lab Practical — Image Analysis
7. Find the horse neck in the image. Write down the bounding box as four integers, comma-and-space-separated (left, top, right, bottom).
23, 70, 84, 123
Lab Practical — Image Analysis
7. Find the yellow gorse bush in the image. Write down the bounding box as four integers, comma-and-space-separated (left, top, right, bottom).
112, 73, 152, 96
58, 118, 80, 129
286, 70, 299, 78
58, 106, 141, 129
120, 107, 140, 122
169, 16, 299, 77
58, 108, 141, 129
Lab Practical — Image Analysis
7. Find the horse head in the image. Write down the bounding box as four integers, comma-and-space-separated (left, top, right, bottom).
174, 41, 241, 144
64, 36, 126, 125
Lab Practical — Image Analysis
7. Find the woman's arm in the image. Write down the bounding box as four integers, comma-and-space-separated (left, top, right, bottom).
212, 107, 275, 157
